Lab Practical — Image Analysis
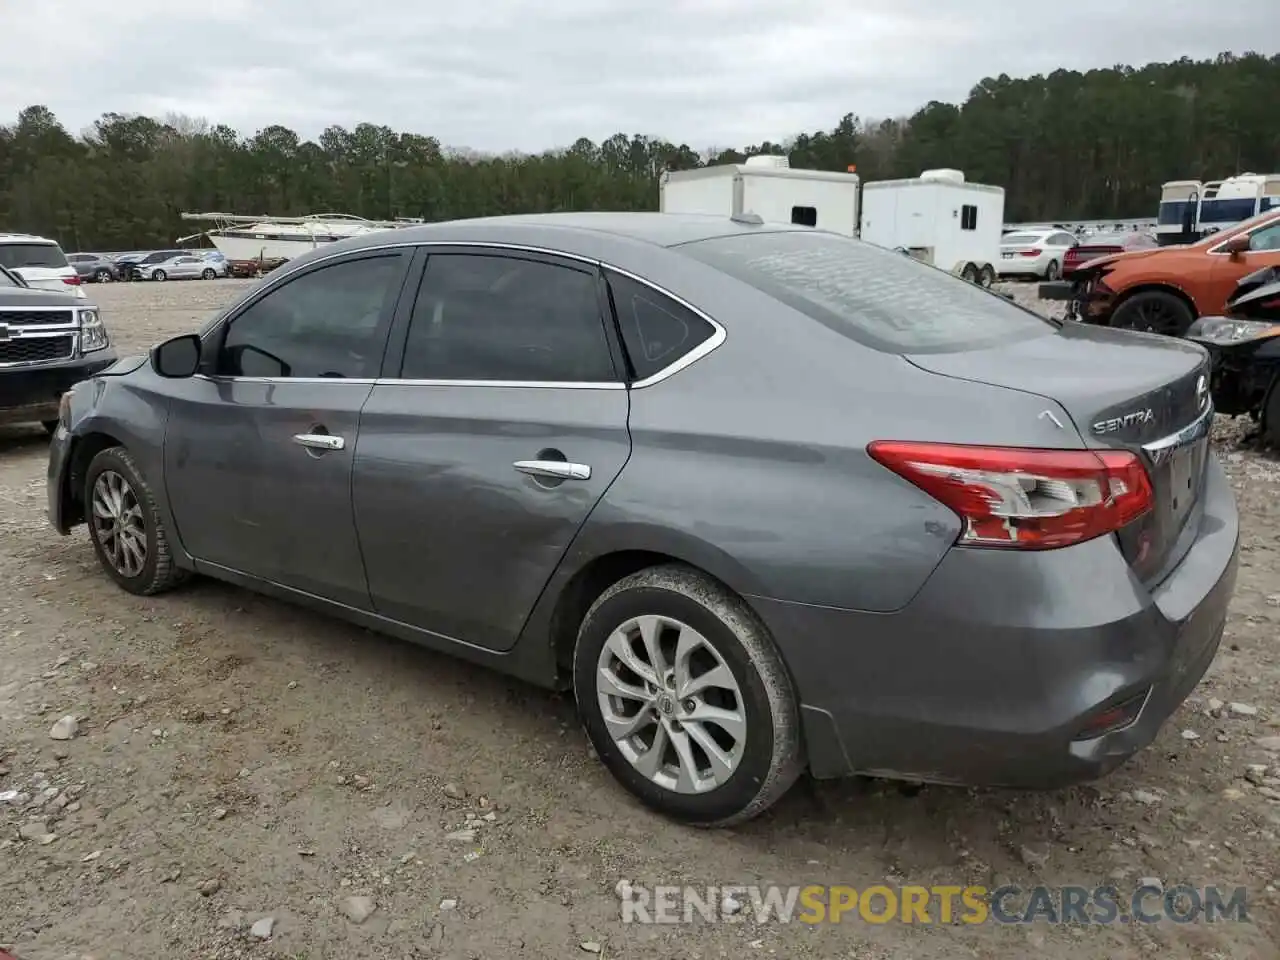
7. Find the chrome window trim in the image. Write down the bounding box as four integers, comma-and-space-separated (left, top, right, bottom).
203, 240, 727, 390
1206, 214, 1280, 255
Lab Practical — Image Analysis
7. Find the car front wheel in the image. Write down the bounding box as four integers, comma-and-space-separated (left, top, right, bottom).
84, 446, 189, 596
573, 565, 802, 827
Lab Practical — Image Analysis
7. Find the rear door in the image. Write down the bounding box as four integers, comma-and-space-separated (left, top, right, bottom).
163, 250, 411, 608
352, 247, 631, 651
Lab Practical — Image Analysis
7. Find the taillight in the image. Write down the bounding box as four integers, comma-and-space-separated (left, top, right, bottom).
62, 275, 80, 285
1021, 248, 1042, 257
867, 442, 1153, 550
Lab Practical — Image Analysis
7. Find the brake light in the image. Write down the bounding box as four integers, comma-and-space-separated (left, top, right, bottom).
62, 275, 80, 285
867, 442, 1153, 550
1020, 248, 1042, 257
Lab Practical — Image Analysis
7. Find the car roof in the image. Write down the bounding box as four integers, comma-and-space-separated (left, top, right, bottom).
332, 212, 817, 259
0, 233, 59, 245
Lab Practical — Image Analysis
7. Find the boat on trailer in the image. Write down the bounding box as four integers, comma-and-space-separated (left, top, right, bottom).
178, 212, 424, 262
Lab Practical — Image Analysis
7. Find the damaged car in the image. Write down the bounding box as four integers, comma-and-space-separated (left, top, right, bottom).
1042, 209, 1280, 336
1185, 264, 1280, 446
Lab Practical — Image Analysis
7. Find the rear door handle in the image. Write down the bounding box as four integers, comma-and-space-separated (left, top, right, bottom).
293, 433, 345, 451
513, 460, 591, 481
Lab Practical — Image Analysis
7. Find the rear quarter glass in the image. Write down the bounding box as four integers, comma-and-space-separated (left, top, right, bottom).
680, 231, 1057, 354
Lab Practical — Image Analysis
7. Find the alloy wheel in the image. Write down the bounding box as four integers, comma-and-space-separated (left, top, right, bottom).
595, 614, 747, 794
91, 470, 147, 578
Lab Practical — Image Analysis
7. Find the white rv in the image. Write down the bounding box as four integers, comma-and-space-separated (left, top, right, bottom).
859, 169, 1005, 285
658, 158, 1005, 284
1156, 173, 1280, 245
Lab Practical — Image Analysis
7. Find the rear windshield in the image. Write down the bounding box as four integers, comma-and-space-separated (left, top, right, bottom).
681, 230, 1056, 353
0, 242, 68, 269
1000, 233, 1043, 244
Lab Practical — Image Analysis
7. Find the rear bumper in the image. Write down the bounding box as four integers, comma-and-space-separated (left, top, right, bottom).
755, 455, 1239, 787
0, 353, 116, 426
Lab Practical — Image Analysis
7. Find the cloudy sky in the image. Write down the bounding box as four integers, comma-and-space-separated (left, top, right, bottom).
2, 0, 1277, 153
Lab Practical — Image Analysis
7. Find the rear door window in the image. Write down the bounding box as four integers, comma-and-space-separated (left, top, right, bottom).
0, 243, 69, 269
681, 231, 1056, 354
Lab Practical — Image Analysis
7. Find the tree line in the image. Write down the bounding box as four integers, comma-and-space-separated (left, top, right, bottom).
2, 51, 1278, 252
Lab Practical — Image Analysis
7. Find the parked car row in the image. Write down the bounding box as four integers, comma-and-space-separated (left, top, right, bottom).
997, 227, 1157, 281
71, 248, 230, 282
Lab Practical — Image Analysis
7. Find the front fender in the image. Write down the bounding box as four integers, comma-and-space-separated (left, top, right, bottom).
60, 374, 191, 566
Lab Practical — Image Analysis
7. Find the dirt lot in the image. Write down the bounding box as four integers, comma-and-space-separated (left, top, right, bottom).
1, 278, 1279, 960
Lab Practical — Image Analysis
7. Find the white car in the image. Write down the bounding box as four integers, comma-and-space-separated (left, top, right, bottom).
997, 228, 1078, 281
0, 233, 88, 298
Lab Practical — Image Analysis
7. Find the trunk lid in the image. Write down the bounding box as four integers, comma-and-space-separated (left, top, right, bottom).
906, 322, 1213, 583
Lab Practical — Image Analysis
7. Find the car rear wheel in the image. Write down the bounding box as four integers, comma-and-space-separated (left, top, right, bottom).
94, 268, 113, 283
201, 268, 216, 280
152, 269, 167, 282
573, 564, 802, 827
85, 447, 189, 596
1044, 260, 1061, 281
1110, 290, 1194, 337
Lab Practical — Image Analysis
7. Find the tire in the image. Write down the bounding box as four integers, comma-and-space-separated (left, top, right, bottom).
84, 446, 189, 596
94, 268, 112, 283
1262, 376, 1280, 448
201, 268, 216, 280
960, 263, 979, 283
1044, 260, 1061, 281
1110, 290, 1194, 337
152, 269, 167, 282
978, 264, 996, 288
573, 564, 802, 827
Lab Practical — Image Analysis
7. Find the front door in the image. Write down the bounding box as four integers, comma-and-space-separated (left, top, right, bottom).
1207, 218, 1280, 312
353, 248, 631, 651
164, 250, 410, 609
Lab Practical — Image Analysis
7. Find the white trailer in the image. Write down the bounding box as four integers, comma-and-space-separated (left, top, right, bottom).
858, 169, 1005, 286
658, 155, 861, 236
659, 158, 1005, 286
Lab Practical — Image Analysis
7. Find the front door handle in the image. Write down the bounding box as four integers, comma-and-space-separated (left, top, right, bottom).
293, 433, 345, 451
513, 460, 591, 481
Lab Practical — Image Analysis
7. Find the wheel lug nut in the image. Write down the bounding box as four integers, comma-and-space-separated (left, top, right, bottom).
683, 699, 695, 712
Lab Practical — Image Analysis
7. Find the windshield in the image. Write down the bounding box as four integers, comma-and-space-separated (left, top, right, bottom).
681, 230, 1056, 353
0, 242, 69, 269
0, 265, 19, 287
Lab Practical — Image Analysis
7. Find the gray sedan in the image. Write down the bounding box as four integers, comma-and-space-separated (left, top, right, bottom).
137, 254, 227, 281
46, 213, 1239, 826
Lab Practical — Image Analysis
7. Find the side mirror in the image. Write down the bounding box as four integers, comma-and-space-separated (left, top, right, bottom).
1222, 234, 1251, 257
151, 333, 202, 378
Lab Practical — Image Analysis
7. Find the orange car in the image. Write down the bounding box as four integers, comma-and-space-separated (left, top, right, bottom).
1045, 209, 1280, 336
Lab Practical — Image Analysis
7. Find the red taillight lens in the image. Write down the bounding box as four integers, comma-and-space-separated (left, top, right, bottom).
1021, 248, 1042, 257
867, 442, 1154, 550
62, 275, 80, 285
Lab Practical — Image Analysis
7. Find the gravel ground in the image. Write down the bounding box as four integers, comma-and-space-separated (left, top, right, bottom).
1, 278, 1278, 960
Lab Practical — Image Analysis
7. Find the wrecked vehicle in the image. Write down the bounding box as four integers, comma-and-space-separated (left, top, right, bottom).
1040, 209, 1280, 336
1185, 265, 1280, 445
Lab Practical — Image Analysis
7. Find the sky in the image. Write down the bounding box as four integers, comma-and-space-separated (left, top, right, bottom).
2, 0, 1278, 154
